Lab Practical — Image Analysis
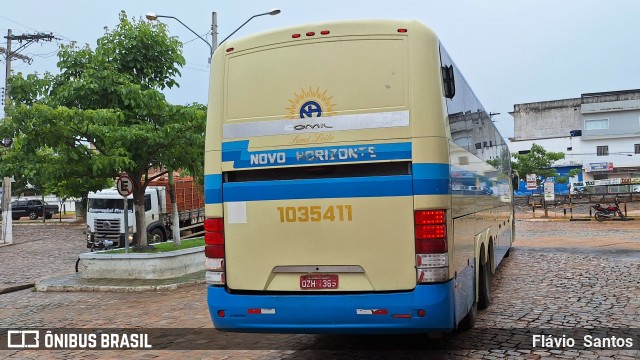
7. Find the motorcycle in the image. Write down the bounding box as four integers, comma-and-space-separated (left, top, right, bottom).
572, 186, 588, 195
591, 197, 624, 221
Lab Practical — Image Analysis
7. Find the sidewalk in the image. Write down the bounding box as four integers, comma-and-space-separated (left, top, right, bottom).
1, 222, 207, 294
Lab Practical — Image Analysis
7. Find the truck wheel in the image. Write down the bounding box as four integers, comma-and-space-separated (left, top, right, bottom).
12, 216, 20, 221
29, 211, 38, 220
149, 228, 165, 244
45, 214, 53, 219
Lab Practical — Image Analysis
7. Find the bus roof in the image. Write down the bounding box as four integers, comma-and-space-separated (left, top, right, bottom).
217, 19, 437, 54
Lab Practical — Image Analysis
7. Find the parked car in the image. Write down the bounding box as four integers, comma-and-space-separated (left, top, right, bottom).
1, 199, 59, 220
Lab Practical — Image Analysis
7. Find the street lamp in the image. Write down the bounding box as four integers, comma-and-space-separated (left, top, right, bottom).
218, 9, 281, 46
145, 9, 281, 61
145, 12, 213, 57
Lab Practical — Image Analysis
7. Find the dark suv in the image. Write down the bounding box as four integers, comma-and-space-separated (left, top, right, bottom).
4, 199, 59, 220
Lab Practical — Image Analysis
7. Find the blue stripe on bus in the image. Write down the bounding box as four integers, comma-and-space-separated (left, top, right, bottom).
222, 175, 414, 202
208, 281, 456, 333
222, 140, 412, 168
413, 163, 451, 195
204, 163, 453, 204
204, 174, 222, 204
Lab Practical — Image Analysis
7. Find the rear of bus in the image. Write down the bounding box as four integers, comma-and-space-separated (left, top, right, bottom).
205, 20, 455, 333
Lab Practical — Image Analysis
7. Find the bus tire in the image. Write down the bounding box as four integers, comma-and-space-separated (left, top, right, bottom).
503, 248, 511, 258
478, 260, 492, 310
458, 302, 477, 330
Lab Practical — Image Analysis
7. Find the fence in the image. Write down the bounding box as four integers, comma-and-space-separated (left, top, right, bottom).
516, 192, 640, 220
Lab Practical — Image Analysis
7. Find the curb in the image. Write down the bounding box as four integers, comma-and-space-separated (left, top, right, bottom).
35, 272, 206, 293
516, 217, 637, 222
0, 283, 35, 294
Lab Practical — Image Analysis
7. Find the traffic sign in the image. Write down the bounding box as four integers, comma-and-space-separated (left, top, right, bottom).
526, 174, 537, 190
116, 175, 134, 197
544, 181, 555, 201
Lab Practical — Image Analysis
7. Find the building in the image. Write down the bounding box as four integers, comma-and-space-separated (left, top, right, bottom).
509, 89, 640, 195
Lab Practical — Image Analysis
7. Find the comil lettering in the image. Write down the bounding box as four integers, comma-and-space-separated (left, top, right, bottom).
250, 152, 286, 165
284, 123, 333, 131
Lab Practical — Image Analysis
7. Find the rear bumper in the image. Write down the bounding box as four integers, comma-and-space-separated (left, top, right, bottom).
207, 281, 455, 334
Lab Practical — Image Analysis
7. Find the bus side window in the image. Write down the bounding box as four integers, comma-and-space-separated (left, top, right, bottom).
442, 65, 456, 99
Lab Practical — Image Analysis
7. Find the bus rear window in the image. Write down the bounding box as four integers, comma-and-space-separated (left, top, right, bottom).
224, 38, 407, 122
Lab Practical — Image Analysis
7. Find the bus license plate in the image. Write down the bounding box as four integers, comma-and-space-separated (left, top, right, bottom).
300, 274, 338, 290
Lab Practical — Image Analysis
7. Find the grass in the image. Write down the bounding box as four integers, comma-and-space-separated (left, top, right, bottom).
101, 237, 205, 254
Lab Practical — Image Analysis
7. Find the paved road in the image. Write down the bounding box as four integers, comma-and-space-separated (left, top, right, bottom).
0, 219, 639, 359
0, 222, 87, 293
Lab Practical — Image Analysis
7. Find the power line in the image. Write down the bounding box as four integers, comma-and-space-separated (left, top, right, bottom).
0, 15, 40, 32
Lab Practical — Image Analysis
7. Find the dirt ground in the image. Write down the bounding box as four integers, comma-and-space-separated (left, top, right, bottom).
514, 214, 640, 254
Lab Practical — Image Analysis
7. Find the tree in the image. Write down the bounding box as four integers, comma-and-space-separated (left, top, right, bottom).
0, 132, 112, 215
0, 11, 206, 248
511, 144, 580, 185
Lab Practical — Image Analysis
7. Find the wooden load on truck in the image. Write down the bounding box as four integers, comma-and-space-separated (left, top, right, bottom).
147, 175, 205, 239
148, 176, 205, 213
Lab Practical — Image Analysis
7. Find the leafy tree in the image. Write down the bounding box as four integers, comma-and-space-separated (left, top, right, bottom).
0, 133, 112, 212
0, 11, 206, 248
511, 144, 580, 185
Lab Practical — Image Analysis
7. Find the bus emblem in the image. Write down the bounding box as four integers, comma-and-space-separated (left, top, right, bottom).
287, 86, 336, 120
300, 101, 322, 118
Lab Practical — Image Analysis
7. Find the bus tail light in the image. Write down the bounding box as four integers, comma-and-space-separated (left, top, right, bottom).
415, 210, 449, 283
205, 218, 226, 285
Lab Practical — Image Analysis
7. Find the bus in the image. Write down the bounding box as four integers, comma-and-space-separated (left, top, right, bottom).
203, 19, 514, 334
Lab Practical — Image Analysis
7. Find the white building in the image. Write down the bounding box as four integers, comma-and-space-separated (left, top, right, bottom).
509, 89, 640, 194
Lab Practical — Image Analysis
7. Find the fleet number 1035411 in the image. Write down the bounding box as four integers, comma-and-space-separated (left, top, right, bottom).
277, 205, 353, 223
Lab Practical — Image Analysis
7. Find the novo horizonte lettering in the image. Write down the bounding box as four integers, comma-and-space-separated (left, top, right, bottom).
248, 147, 377, 165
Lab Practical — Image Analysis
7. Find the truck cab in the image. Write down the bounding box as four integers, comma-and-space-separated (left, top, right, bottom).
85, 187, 167, 249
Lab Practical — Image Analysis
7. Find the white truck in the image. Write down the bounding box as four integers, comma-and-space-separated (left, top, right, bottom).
84, 181, 204, 250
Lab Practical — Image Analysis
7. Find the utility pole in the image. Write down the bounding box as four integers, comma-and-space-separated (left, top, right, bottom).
1, 29, 54, 244
211, 12, 218, 55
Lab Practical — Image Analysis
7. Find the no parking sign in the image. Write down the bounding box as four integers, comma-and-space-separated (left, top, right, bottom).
115, 175, 133, 252
116, 175, 134, 197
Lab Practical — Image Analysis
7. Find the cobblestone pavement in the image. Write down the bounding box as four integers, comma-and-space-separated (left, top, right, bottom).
0, 219, 639, 359
0, 221, 87, 292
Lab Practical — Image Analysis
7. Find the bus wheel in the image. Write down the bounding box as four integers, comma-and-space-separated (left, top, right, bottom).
458, 302, 477, 330
478, 260, 492, 310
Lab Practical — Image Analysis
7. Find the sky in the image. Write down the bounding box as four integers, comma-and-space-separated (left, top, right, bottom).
2, 0, 640, 139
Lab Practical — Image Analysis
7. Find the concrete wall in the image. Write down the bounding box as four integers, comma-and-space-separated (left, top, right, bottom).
511, 99, 581, 141
78, 246, 204, 279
